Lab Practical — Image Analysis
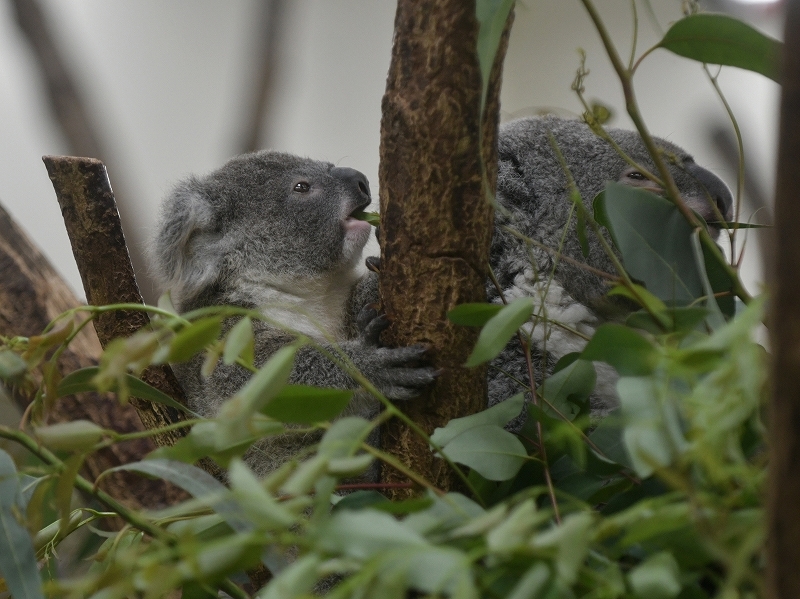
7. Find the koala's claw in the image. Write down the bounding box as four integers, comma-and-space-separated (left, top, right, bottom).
365, 256, 381, 273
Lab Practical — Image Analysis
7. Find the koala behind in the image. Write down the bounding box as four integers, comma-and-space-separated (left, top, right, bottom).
489, 116, 733, 421
151, 151, 436, 477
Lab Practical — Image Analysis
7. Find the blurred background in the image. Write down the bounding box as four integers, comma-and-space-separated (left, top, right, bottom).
0, 0, 781, 307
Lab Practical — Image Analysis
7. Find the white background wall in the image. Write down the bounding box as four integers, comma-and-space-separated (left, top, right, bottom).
0, 0, 782, 305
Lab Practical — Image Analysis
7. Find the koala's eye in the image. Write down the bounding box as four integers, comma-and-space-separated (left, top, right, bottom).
293, 181, 311, 193
626, 171, 646, 181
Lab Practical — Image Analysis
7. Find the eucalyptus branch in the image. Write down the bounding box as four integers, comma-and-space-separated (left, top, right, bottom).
702, 63, 746, 264
0, 425, 250, 599
579, 0, 751, 305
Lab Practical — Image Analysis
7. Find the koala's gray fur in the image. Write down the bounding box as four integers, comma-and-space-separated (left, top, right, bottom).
487, 116, 733, 421
150, 152, 436, 477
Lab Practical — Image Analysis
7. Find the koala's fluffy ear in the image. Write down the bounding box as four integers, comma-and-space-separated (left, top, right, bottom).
150, 177, 226, 309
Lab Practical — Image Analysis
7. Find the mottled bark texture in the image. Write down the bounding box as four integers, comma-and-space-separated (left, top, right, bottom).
43, 156, 223, 481
0, 202, 184, 509
378, 2, 512, 495
768, 2, 800, 597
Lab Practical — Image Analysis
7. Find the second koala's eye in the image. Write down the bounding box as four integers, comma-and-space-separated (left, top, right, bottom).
294, 181, 311, 193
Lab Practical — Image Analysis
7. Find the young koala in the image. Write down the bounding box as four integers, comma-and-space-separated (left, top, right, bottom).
488, 116, 733, 420
150, 152, 437, 476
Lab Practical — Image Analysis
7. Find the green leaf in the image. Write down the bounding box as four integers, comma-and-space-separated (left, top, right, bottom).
167, 317, 223, 363
258, 554, 322, 599
333, 491, 433, 515
540, 359, 596, 420
219, 344, 297, 418
0, 450, 44, 599
0, 349, 27, 380
465, 297, 533, 367
33, 421, 106, 451
222, 317, 254, 366
437, 424, 527, 481
352, 210, 380, 227
109, 459, 252, 532
57, 367, 199, 417
448, 303, 503, 327
581, 324, 658, 376
431, 394, 525, 447
476, 0, 515, 115
595, 184, 704, 305
659, 13, 782, 83
317, 509, 427, 560
260, 385, 352, 424
617, 377, 687, 478
627, 552, 682, 599
227, 459, 296, 528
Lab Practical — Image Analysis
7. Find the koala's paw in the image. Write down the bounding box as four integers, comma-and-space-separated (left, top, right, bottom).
370, 344, 439, 400
357, 313, 438, 400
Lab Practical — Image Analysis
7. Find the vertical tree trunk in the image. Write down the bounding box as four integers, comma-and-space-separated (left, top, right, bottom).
378, 1, 512, 495
767, 2, 800, 597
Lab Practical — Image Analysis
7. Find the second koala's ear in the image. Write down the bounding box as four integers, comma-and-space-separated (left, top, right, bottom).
150, 176, 227, 309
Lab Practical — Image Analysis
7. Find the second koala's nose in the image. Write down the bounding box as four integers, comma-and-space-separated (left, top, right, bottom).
331, 166, 371, 200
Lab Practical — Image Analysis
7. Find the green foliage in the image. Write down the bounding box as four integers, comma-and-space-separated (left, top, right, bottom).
0, 4, 771, 598
658, 13, 782, 83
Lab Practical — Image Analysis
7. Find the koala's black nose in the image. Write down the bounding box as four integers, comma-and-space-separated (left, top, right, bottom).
331, 166, 371, 201
685, 161, 733, 222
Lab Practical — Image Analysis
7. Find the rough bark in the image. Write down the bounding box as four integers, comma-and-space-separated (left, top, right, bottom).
767, 2, 800, 597
0, 202, 184, 509
43, 156, 223, 481
378, 2, 512, 495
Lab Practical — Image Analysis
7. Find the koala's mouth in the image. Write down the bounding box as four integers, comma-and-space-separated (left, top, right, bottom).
343, 199, 373, 234
623, 182, 726, 239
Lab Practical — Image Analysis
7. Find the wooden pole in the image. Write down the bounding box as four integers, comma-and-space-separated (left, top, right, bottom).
767, 1, 800, 596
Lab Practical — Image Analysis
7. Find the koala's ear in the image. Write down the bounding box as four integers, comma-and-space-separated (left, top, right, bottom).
150, 177, 226, 309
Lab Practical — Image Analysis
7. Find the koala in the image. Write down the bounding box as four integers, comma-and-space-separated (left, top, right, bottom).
150, 151, 437, 477
488, 115, 733, 421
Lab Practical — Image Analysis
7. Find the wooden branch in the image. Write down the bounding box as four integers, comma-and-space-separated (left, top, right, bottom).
43, 156, 223, 480
378, 1, 513, 496
767, 1, 800, 597
0, 202, 185, 509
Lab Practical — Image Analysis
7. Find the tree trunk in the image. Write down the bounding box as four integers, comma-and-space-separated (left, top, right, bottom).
378, 1, 512, 496
0, 202, 185, 509
767, 0, 800, 599
767, 2, 800, 597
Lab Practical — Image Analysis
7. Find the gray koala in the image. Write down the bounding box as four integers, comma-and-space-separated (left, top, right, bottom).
488, 116, 733, 421
150, 152, 437, 476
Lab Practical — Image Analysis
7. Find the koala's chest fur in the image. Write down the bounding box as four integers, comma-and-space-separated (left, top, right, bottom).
228, 264, 363, 341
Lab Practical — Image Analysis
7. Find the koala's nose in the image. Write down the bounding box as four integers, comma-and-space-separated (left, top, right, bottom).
685, 161, 733, 222
331, 166, 371, 200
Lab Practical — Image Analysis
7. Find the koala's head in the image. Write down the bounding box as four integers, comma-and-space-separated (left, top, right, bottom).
151, 152, 373, 311
495, 116, 733, 307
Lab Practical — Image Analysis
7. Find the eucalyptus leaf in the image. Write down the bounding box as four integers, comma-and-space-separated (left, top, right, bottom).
476, 0, 515, 115
595, 184, 704, 304
431, 393, 524, 447
659, 13, 781, 83
57, 367, 199, 417
0, 450, 44, 599
222, 316, 254, 365
317, 509, 427, 559
540, 359, 596, 420
261, 384, 352, 424
436, 424, 527, 481
465, 297, 533, 367
0, 349, 27, 380
448, 302, 503, 326
581, 324, 658, 376
627, 551, 681, 599
167, 317, 223, 363
33, 420, 106, 451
